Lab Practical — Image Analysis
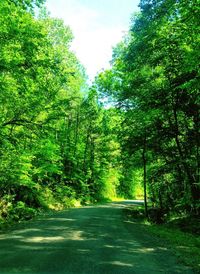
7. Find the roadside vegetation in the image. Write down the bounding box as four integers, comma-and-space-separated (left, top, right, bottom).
0, 0, 199, 245
0, 0, 121, 226
124, 205, 200, 273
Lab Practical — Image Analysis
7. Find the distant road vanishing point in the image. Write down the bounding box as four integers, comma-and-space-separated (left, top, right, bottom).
0, 201, 193, 273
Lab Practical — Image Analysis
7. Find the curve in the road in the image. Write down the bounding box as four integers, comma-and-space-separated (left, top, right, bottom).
0, 201, 193, 274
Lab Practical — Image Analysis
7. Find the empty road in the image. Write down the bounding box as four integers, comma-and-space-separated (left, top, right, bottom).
0, 201, 193, 273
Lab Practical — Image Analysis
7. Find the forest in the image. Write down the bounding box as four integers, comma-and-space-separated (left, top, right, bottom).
0, 0, 199, 225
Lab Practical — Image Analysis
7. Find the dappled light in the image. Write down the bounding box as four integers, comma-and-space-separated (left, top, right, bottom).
44, 218, 77, 222
22, 236, 65, 243
0, 0, 199, 272
0, 202, 193, 273
108, 261, 133, 267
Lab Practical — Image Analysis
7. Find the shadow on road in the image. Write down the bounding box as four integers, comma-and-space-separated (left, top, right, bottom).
0, 202, 193, 274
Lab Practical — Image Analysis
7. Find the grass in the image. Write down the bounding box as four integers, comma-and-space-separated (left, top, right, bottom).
124, 206, 200, 273
145, 222, 200, 273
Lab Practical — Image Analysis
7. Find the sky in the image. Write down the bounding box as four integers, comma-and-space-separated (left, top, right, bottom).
46, 0, 140, 81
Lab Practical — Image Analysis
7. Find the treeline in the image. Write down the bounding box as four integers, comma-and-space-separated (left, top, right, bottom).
96, 0, 200, 217
0, 0, 199, 224
0, 0, 121, 223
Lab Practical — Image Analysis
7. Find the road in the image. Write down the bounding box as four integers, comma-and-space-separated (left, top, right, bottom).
0, 201, 193, 273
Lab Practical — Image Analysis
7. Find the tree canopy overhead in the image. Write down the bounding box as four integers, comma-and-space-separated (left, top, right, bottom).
0, 0, 199, 224
96, 0, 200, 216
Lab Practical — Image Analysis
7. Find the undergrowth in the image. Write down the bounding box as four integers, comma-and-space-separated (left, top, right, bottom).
124, 206, 200, 273
0, 185, 82, 230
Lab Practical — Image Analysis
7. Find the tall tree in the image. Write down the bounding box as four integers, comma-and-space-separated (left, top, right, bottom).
95, 0, 200, 215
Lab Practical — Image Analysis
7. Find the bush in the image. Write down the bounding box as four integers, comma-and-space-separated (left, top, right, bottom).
9, 201, 37, 221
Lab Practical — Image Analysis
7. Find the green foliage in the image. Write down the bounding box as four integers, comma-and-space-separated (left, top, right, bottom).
0, 195, 37, 224
9, 201, 37, 221
0, 1, 122, 224
95, 0, 200, 216
1, 0, 198, 225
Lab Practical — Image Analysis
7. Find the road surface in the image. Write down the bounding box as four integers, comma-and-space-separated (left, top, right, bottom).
0, 201, 193, 273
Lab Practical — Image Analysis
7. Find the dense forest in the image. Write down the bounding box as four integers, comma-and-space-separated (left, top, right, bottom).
96, 0, 200, 218
0, 0, 199, 224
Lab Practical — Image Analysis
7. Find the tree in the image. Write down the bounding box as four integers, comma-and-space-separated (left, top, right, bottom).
95, 0, 200, 216
0, 1, 87, 219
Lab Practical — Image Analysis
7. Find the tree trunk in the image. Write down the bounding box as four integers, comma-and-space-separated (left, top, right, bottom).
142, 135, 148, 217
83, 127, 90, 174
